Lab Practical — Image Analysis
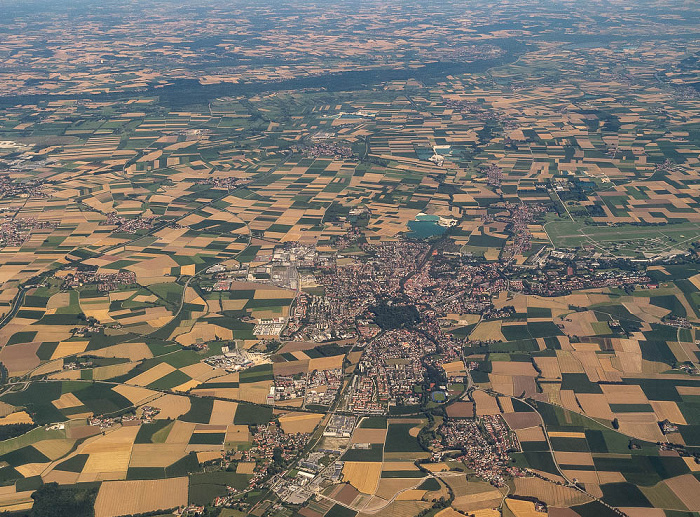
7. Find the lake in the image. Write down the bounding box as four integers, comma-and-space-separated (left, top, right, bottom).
407, 214, 447, 239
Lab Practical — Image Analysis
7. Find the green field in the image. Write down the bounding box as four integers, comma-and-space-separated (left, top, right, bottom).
544, 219, 700, 256
189, 472, 251, 505
340, 443, 384, 462
384, 423, 424, 453
360, 416, 387, 429
233, 403, 273, 425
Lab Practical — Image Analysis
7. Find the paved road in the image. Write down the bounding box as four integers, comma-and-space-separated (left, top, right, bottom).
514, 396, 627, 516
0, 287, 27, 331
0, 154, 294, 351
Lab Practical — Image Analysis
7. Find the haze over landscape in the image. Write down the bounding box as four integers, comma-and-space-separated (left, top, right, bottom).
0, 1, 699, 516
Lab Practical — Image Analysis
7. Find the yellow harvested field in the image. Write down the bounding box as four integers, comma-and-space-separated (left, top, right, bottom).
556, 351, 585, 373
664, 474, 700, 510
553, 451, 594, 466
499, 397, 514, 413
172, 379, 200, 393
93, 362, 139, 381
506, 498, 547, 517
516, 426, 546, 442
559, 310, 598, 339
453, 490, 502, 504
0, 411, 33, 425
180, 362, 218, 381
89, 343, 153, 362
226, 424, 251, 443
473, 391, 501, 416
208, 372, 239, 384
165, 421, 196, 444
616, 352, 643, 374
66, 412, 93, 421
0, 489, 35, 512
50, 340, 89, 360
618, 419, 665, 442
396, 489, 427, 501
597, 472, 627, 484
0, 485, 31, 498
689, 273, 700, 290
683, 457, 700, 472
514, 477, 590, 506
436, 509, 465, 517
0, 502, 33, 513
31, 359, 64, 377
539, 383, 561, 405
576, 393, 614, 420
278, 412, 323, 434
253, 287, 295, 299
308, 354, 344, 371
534, 357, 561, 379
471, 510, 501, 517
452, 490, 503, 512
571, 342, 601, 353
470, 320, 505, 342
676, 386, 700, 396
601, 384, 649, 405
490, 374, 513, 396
237, 380, 273, 404
129, 444, 187, 468
127, 362, 176, 386
358, 500, 431, 517
343, 461, 382, 494
547, 431, 586, 439
81, 426, 140, 475
0, 402, 15, 417
236, 462, 256, 474
192, 386, 240, 399
563, 471, 600, 491
422, 463, 450, 472
376, 478, 424, 500
209, 400, 238, 425
52, 392, 83, 410
94, 477, 188, 517
46, 292, 71, 309
350, 428, 387, 445
109, 290, 137, 302
442, 360, 466, 374
180, 264, 196, 276
186, 443, 223, 454
152, 394, 191, 419
197, 451, 223, 463
16, 463, 50, 478
175, 322, 234, 346
221, 299, 247, 311
43, 469, 80, 485
650, 401, 687, 425
33, 439, 75, 461
112, 384, 157, 406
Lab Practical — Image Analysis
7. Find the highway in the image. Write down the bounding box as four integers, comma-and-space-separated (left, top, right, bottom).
0, 286, 27, 331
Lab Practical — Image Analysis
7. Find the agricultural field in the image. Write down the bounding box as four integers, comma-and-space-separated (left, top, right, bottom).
0, 0, 698, 516
93, 477, 188, 517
